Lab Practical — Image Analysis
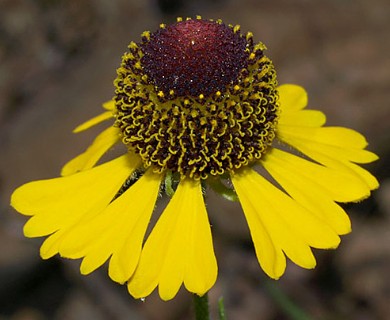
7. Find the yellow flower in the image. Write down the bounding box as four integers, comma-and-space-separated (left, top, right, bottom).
11, 17, 378, 301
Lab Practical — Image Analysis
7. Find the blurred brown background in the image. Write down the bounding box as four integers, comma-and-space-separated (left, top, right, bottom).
0, 0, 389, 319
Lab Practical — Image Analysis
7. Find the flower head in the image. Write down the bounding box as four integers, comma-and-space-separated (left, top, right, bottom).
115, 17, 278, 179
11, 17, 379, 301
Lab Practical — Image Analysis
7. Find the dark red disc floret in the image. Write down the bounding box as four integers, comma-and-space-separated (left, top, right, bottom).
140, 19, 248, 97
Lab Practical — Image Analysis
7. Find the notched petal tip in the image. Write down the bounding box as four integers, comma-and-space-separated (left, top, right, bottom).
57, 169, 162, 283
232, 167, 340, 276
13, 155, 142, 279
40, 233, 62, 260
127, 178, 217, 301
262, 148, 355, 235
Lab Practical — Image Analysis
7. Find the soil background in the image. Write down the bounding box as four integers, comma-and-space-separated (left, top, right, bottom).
0, 0, 389, 319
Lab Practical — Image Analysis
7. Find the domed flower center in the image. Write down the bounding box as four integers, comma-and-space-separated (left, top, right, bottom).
114, 18, 279, 179
140, 19, 248, 97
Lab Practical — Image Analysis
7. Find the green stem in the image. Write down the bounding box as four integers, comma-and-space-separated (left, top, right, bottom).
264, 280, 311, 320
193, 293, 210, 320
218, 297, 227, 320
164, 171, 175, 197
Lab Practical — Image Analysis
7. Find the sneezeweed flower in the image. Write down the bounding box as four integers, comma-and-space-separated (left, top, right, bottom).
11, 17, 379, 301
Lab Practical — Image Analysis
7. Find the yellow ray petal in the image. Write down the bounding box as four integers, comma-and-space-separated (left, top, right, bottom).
22, 155, 136, 237
261, 149, 351, 235
103, 100, 115, 111
231, 174, 286, 279
80, 244, 112, 275
232, 169, 314, 272
264, 148, 370, 203
278, 131, 379, 192
279, 126, 370, 149
278, 109, 326, 127
278, 125, 379, 164
232, 168, 340, 275
278, 84, 308, 111
11, 154, 141, 256
128, 178, 217, 301
346, 162, 379, 191
61, 127, 121, 176
40, 231, 63, 259
58, 169, 161, 283
73, 111, 113, 133
12, 154, 139, 216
